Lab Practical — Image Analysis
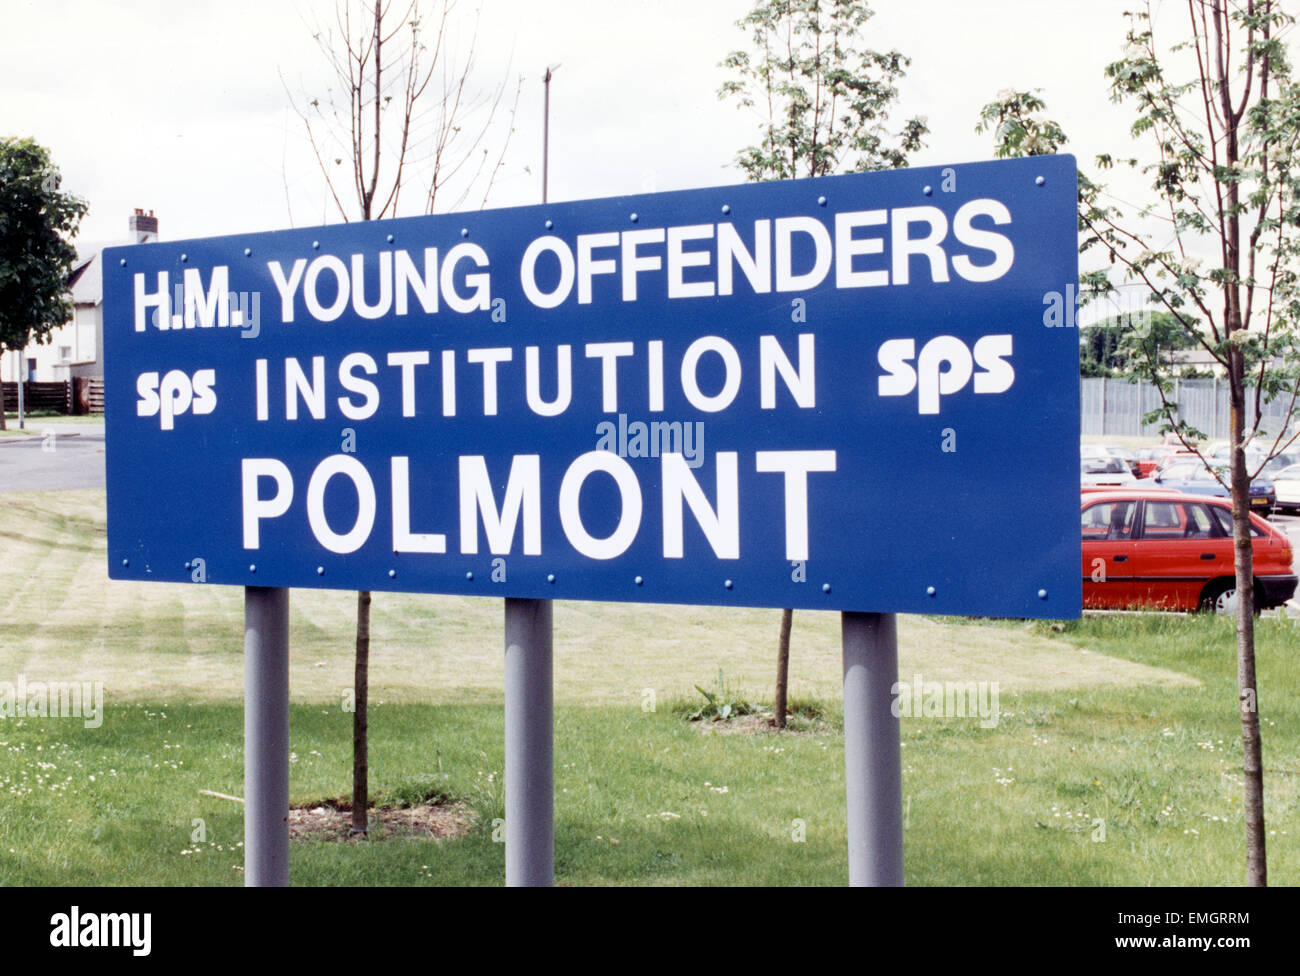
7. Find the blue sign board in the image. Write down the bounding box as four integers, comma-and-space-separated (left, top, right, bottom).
103, 155, 1080, 617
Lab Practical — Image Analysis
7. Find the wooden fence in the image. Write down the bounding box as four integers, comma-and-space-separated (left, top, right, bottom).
0, 379, 103, 415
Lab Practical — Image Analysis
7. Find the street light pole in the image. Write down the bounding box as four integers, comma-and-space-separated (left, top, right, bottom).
501, 61, 563, 887
542, 64, 560, 204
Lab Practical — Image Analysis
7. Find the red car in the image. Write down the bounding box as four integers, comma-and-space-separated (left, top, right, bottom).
1134, 445, 1178, 478
1082, 488, 1296, 612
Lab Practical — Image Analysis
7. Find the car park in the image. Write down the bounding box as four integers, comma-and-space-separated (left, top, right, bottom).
1271, 463, 1300, 513
1082, 488, 1296, 613
1081, 456, 1137, 486
1259, 453, 1300, 479
1098, 444, 1142, 478
1151, 459, 1276, 515
1211, 445, 1270, 472
1153, 449, 1201, 474
1207, 443, 1300, 473
1135, 445, 1177, 477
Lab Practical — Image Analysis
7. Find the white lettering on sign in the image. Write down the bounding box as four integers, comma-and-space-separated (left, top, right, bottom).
131, 204, 1016, 333
513, 207, 1013, 311
241, 458, 293, 549
559, 450, 643, 559
241, 336, 816, 423
662, 452, 739, 559
305, 455, 377, 554
265, 245, 490, 324
754, 450, 838, 561
458, 455, 541, 555
238, 450, 836, 565
124, 200, 1013, 337
114, 172, 1057, 592
876, 335, 1015, 414
134, 267, 243, 331
136, 368, 217, 430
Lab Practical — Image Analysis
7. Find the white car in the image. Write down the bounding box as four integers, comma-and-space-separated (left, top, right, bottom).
1081, 456, 1136, 486
1097, 444, 1142, 477
1208, 442, 1299, 472
1271, 464, 1300, 513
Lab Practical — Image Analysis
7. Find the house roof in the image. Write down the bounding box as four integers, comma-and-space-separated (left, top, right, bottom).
66, 242, 110, 307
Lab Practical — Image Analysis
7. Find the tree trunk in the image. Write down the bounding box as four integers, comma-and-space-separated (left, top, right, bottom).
0, 350, 7, 430
348, 2, 382, 833
351, 589, 371, 834
1228, 375, 1267, 885
774, 608, 793, 729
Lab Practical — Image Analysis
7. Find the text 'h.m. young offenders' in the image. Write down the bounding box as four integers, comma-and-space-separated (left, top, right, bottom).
103, 154, 1081, 619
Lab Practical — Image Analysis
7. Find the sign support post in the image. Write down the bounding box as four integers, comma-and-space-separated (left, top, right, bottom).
244, 586, 290, 887
842, 611, 903, 886
504, 597, 554, 886
501, 595, 553, 883
499, 68, 561, 888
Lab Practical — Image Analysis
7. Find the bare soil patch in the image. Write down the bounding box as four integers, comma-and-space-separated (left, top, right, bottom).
689, 710, 837, 736
288, 799, 476, 842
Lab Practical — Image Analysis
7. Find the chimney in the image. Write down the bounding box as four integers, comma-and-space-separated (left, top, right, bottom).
129, 209, 158, 244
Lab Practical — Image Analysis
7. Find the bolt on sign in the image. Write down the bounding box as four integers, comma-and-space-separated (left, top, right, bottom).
104, 155, 1081, 618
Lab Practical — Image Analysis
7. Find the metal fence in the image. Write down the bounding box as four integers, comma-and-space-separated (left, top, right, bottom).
1081, 376, 1296, 440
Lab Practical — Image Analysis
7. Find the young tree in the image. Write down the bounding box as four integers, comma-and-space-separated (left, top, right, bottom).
974, 88, 1069, 162
286, 0, 519, 833
719, 0, 926, 182
1079, 312, 1200, 377
0, 138, 87, 429
719, 0, 926, 727
285, 0, 520, 222
1079, 323, 1123, 377
980, 0, 1300, 885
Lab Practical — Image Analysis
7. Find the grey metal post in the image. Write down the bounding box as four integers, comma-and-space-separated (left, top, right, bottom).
244, 586, 290, 887
842, 611, 903, 886
504, 597, 553, 886
16, 349, 25, 430
542, 65, 559, 204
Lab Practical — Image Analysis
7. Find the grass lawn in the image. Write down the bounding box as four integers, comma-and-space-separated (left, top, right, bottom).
0, 413, 102, 437
0, 488, 1295, 885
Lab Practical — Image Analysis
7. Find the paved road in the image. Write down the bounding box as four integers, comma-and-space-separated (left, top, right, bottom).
1271, 511, 1300, 542
0, 425, 105, 493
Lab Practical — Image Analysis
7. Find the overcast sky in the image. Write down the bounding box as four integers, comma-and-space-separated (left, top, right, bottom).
4, 0, 1176, 251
